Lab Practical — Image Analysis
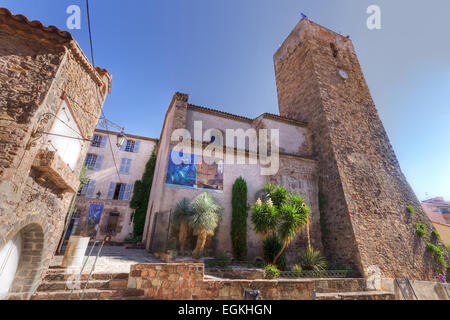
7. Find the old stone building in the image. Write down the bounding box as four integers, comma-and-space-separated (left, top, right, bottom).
143, 19, 448, 281
0, 9, 111, 299
67, 129, 156, 243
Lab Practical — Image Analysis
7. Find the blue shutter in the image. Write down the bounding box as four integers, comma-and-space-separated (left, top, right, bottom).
94, 155, 103, 171
134, 140, 141, 153
100, 135, 108, 148
107, 182, 116, 200
123, 184, 133, 201
118, 184, 126, 200
86, 180, 96, 198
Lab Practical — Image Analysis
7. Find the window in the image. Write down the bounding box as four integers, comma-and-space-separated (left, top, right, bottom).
113, 183, 125, 200
78, 179, 96, 198
47, 100, 82, 170
91, 135, 102, 148
107, 182, 133, 201
125, 140, 136, 152
84, 154, 98, 169
105, 212, 120, 234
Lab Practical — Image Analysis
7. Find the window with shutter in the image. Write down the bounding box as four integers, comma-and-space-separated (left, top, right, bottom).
119, 158, 132, 174
84, 154, 98, 169
133, 140, 141, 153
99, 135, 108, 148
94, 155, 104, 171
107, 182, 117, 200
86, 180, 96, 198
91, 135, 102, 148
123, 184, 133, 201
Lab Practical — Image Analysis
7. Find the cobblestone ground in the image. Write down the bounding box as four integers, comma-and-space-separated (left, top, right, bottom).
51, 246, 161, 273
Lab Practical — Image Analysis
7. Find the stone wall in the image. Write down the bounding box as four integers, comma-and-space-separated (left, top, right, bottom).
0, 9, 110, 299
274, 18, 449, 280
128, 263, 314, 300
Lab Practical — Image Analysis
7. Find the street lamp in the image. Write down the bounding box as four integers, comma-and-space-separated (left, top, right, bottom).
97, 116, 127, 150
116, 131, 126, 149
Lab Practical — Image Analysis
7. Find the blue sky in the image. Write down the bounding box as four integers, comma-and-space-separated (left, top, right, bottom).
3, 0, 450, 200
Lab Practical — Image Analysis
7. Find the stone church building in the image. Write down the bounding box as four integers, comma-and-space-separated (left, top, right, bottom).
143, 18, 448, 281
0, 9, 111, 299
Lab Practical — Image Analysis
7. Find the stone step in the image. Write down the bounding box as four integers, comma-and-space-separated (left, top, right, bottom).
315, 291, 395, 300
37, 278, 128, 292
44, 271, 129, 282
31, 288, 144, 300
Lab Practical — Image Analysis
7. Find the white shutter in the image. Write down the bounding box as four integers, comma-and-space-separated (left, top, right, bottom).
107, 182, 116, 200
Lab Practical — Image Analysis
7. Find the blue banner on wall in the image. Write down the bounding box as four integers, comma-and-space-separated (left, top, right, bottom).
165, 150, 223, 192
87, 204, 104, 237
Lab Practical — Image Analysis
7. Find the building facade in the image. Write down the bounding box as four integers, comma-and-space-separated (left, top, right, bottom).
0, 9, 110, 299
143, 18, 449, 281
422, 197, 450, 245
68, 129, 157, 243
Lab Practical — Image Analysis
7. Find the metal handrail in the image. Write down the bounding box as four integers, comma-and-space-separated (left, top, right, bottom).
80, 241, 105, 300
395, 278, 418, 300
68, 240, 102, 300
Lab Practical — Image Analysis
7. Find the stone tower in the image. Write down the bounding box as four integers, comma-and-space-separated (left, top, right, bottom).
274, 19, 448, 280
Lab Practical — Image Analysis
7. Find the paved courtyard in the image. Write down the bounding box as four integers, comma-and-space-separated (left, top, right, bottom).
51, 246, 161, 273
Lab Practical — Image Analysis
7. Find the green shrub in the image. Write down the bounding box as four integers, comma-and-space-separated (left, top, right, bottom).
426, 243, 448, 269
414, 222, 428, 238
333, 263, 353, 271
298, 247, 328, 271
431, 229, 441, 240
264, 264, 280, 279
406, 205, 415, 215
446, 244, 450, 252
263, 235, 286, 270
130, 147, 158, 238
214, 252, 231, 268
231, 177, 248, 259
292, 264, 302, 274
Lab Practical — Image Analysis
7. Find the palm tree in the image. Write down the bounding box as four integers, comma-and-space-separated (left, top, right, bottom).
273, 197, 309, 264
251, 198, 278, 241
173, 198, 192, 254
188, 192, 222, 258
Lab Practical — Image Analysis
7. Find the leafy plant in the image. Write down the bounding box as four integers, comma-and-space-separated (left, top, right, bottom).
298, 247, 328, 271
173, 198, 193, 253
264, 264, 280, 279
406, 205, 415, 216
431, 229, 441, 240
263, 235, 286, 270
188, 192, 222, 258
426, 243, 448, 269
130, 147, 158, 238
251, 183, 311, 266
446, 244, 450, 252
414, 222, 428, 238
231, 177, 248, 259
292, 264, 302, 274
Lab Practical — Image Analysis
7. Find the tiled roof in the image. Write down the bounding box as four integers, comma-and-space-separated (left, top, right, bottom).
0, 8, 111, 92
188, 104, 308, 127
0, 8, 72, 41
422, 203, 447, 224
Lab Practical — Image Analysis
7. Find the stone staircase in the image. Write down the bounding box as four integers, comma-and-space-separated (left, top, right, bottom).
311, 278, 395, 300
31, 269, 145, 300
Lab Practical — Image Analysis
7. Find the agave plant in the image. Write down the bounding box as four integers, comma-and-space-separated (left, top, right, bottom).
173, 198, 192, 254
298, 247, 328, 271
188, 192, 222, 258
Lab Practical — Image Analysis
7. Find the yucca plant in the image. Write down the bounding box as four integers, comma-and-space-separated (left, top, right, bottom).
298, 247, 327, 271
188, 192, 222, 258
251, 198, 278, 241
173, 198, 192, 254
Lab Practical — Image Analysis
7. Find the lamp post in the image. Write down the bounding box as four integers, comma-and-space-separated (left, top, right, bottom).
97, 116, 127, 150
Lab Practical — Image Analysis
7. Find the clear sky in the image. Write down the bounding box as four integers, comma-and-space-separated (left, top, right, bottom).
3, 0, 450, 201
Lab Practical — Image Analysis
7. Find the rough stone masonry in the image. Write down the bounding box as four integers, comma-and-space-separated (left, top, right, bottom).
274, 19, 449, 280
0, 8, 111, 299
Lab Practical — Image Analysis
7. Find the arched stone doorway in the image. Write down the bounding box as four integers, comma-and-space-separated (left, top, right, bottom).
0, 224, 44, 300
